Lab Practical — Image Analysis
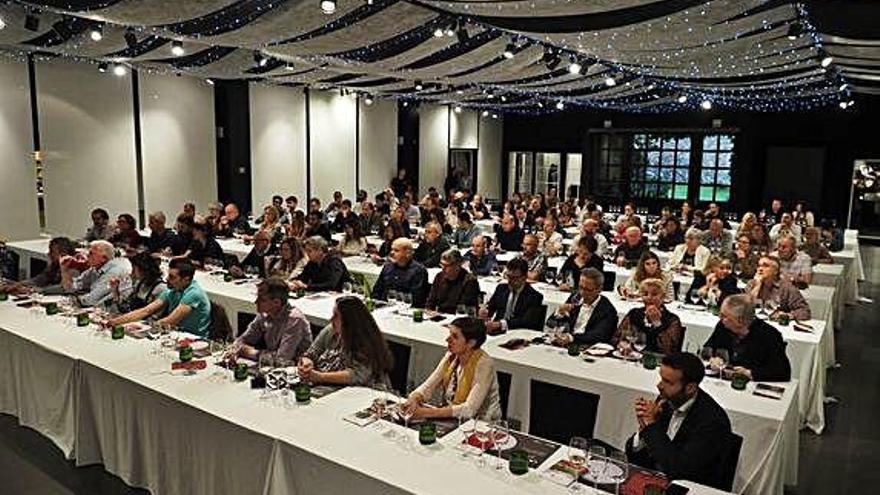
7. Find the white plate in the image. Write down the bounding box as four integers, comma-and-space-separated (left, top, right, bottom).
191, 340, 209, 352
612, 349, 642, 361
583, 460, 625, 484
586, 343, 614, 356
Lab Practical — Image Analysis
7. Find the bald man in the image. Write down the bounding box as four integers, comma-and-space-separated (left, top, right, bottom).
371, 238, 429, 308
613, 226, 649, 267
217, 203, 253, 237
230, 230, 277, 278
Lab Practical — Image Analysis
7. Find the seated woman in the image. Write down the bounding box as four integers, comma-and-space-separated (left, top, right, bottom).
253, 204, 284, 244
403, 317, 502, 421
1, 237, 77, 295
297, 296, 393, 390
622, 251, 673, 302
559, 236, 604, 292
286, 211, 306, 240
733, 234, 759, 279
109, 213, 143, 250
338, 220, 367, 256
664, 228, 710, 274
749, 223, 772, 254
177, 221, 224, 268
690, 254, 741, 306
656, 217, 684, 252
109, 252, 166, 313
612, 278, 684, 355
372, 220, 406, 261
267, 237, 308, 280
736, 212, 758, 239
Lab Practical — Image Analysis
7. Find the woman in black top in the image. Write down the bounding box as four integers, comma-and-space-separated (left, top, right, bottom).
612, 278, 684, 355
657, 217, 685, 251
558, 236, 603, 292
110, 252, 166, 313
690, 255, 741, 306
181, 222, 225, 267
373, 221, 406, 260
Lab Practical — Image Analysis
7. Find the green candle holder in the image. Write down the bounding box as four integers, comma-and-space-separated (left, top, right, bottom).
418, 421, 437, 445
412, 309, 423, 322
642, 352, 658, 370
178, 345, 193, 361
234, 363, 249, 381
0, 292, 9, 302
45, 302, 59, 315
294, 382, 311, 403
731, 372, 750, 391
567, 343, 581, 356
508, 449, 530, 475
76, 313, 91, 327
111, 325, 125, 340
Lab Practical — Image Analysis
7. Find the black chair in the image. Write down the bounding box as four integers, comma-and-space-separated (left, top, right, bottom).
717, 432, 743, 491
209, 303, 233, 343
537, 304, 548, 325
388, 341, 411, 395
237, 312, 258, 337
528, 380, 599, 445
496, 371, 512, 420
602, 270, 617, 292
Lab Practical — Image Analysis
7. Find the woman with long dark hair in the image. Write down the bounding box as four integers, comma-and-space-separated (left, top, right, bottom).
297, 296, 394, 389
110, 252, 166, 313
267, 237, 308, 280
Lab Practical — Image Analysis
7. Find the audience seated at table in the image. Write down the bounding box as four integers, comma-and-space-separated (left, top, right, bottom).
621, 251, 674, 302
690, 255, 741, 306
1, 237, 78, 296
85, 208, 114, 241
308, 197, 326, 222
109, 252, 166, 313
748, 223, 773, 254
613, 226, 650, 267
656, 217, 685, 252
403, 317, 502, 421
413, 221, 450, 268
494, 214, 525, 252
172, 214, 195, 255
760, 198, 784, 226
701, 219, 733, 256
463, 235, 497, 276
330, 200, 359, 234
358, 201, 383, 235
703, 294, 792, 381
452, 212, 479, 249
801, 227, 834, 264
304, 211, 332, 242
626, 352, 734, 490
107, 259, 211, 338
231, 278, 312, 365
470, 194, 490, 220
179, 221, 225, 268
520, 234, 548, 282
371, 238, 429, 307
772, 234, 813, 285
665, 228, 711, 274
678, 201, 694, 228
426, 249, 481, 314
745, 256, 812, 321
572, 218, 609, 258
546, 268, 618, 346
736, 212, 758, 239
266, 237, 308, 281
286, 211, 306, 239
253, 204, 284, 244
613, 278, 684, 355
215, 203, 252, 237
291, 236, 351, 292
732, 234, 760, 280
205, 202, 224, 233
480, 258, 544, 334
338, 220, 367, 256
230, 230, 277, 278
536, 215, 564, 257
145, 212, 180, 255
298, 296, 393, 390
769, 212, 802, 244
61, 240, 130, 307
792, 200, 815, 228
558, 235, 603, 292
109, 213, 142, 250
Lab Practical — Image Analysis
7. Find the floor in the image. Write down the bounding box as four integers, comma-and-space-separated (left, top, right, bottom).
1, 247, 878, 495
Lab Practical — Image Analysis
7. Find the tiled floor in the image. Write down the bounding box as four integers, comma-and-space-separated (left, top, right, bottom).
1, 247, 878, 495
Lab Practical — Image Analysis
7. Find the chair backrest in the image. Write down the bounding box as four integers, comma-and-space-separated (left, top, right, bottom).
209, 302, 233, 343
529, 380, 599, 445
602, 270, 617, 292
717, 432, 743, 491
537, 304, 548, 324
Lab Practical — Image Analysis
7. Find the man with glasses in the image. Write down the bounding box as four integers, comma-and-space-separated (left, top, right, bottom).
480, 258, 544, 334
703, 294, 791, 382
61, 240, 131, 307
230, 278, 312, 364
371, 238, 429, 307
425, 249, 480, 314
107, 259, 211, 338
547, 268, 618, 346
291, 236, 350, 292
745, 256, 811, 321
414, 221, 450, 268
772, 235, 813, 286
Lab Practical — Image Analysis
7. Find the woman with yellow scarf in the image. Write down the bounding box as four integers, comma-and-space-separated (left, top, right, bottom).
402, 317, 502, 421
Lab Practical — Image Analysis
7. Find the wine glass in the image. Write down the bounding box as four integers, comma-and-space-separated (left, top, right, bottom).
387, 290, 399, 306
700, 346, 714, 365
401, 292, 413, 308
341, 282, 353, 294
456, 304, 467, 317
633, 331, 648, 356
491, 420, 509, 470
568, 436, 588, 491
715, 349, 729, 376
587, 445, 607, 488
474, 421, 493, 468
688, 289, 700, 306
458, 416, 476, 459
755, 299, 766, 317
607, 451, 630, 495
765, 299, 779, 317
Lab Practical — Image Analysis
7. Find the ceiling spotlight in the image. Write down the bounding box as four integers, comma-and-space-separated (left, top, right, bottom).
112, 64, 127, 77
839, 101, 848, 109
98, 62, 108, 73
491, 113, 498, 119
24, 14, 40, 32
568, 57, 582, 75
604, 76, 617, 87
555, 101, 564, 110
206, 78, 215, 86
254, 51, 268, 67
171, 40, 185, 57
839, 83, 848, 92
482, 110, 489, 117
485, 90, 495, 99
820, 54, 833, 68
787, 22, 803, 40
677, 95, 688, 104
366, 0, 374, 4
284, 62, 295, 71
455, 26, 469, 44
402, 101, 409, 107
0, 16, 6, 31
444, 27, 455, 37
89, 23, 103, 42
433, 27, 444, 38
124, 28, 138, 48
503, 42, 515, 59
364, 94, 374, 105
453, 105, 462, 113
414, 80, 423, 91
455, 88, 464, 95
320, 0, 337, 14
546, 55, 561, 71
500, 95, 507, 102
847, 100, 855, 107
700, 99, 713, 110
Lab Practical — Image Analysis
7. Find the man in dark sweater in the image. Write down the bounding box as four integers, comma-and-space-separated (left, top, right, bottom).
703, 294, 791, 382
291, 236, 350, 292
413, 222, 450, 268
494, 214, 525, 252
426, 249, 480, 313
372, 238, 429, 307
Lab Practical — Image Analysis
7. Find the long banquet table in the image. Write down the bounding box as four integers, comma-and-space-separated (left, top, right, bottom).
0, 300, 732, 495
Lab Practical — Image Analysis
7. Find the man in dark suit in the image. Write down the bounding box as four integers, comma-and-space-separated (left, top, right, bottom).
626, 352, 734, 489
480, 258, 544, 334
547, 268, 618, 346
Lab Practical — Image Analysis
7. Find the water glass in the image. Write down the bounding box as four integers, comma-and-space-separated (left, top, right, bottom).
458, 416, 476, 458
568, 436, 588, 491
491, 420, 509, 470
587, 445, 606, 488
607, 451, 629, 495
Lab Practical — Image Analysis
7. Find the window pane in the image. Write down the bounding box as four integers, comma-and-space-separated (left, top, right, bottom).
631, 152, 645, 166
659, 184, 674, 199
647, 135, 661, 148
675, 168, 689, 182
717, 170, 732, 185
716, 187, 730, 202
660, 168, 673, 182
677, 152, 690, 166
647, 167, 659, 180
633, 134, 646, 149
719, 135, 734, 151
701, 170, 715, 184
703, 135, 719, 150
678, 137, 692, 151
702, 153, 717, 167
662, 137, 677, 150
645, 183, 658, 197
699, 186, 715, 201
647, 151, 660, 166
674, 185, 689, 199
717, 152, 732, 168
661, 152, 674, 166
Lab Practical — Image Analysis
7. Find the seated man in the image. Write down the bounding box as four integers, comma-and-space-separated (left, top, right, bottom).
464, 235, 498, 276
520, 234, 548, 282
452, 211, 479, 248
358, 201, 383, 235
572, 218, 609, 258
769, 212, 802, 244
614, 226, 650, 267
216, 203, 253, 237
230, 230, 277, 278
480, 258, 544, 334
494, 214, 525, 252
330, 199, 359, 233
801, 227, 834, 264
107, 259, 211, 338
700, 218, 733, 255
231, 278, 312, 364
61, 240, 130, 307
426, 249, 480, 314
180, 221, 225, 268
1, 237, 77, 295
703, 294, 792, 381
745, 256, 811, 321
626, 353, 734, 490
109, 213, 143, 250
304, 211, 332, 242
372, 238, 429, 307
470, 194, 490, 220
547, 268, 618, 346
85, 208, 114, 241
413, 221, 450, 268
291, 236, 350, 292
145, 211, 181, 255
772, 234, 813, 285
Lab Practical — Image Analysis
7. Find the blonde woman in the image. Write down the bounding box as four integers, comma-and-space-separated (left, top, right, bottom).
612, 278, 684, 355
621, 251, 674, 302
736, 212, 758, 239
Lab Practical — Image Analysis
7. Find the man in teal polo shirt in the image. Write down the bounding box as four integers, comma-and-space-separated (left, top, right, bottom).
108, 259, 211, 338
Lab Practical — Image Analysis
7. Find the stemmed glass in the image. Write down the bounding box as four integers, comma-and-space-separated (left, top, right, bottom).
457, 416, 476, 459
701, 346, 714, 366
568, 436, 588, 491
388, 290, 399, 307
491, 420, 509, 470
341, 282, 353, 294
400, 292, 412, 308
688, 289, 701, 306
633, 331, 648, 358
587, 445, 607, 489
607, 451, 630, 495
456, 304, 467, 317
715, 349, 730, 378
474, 421, 493, 468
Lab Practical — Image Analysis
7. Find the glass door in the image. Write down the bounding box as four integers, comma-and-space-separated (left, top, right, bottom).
508, 152, 534, 197
564, 153, 582, 200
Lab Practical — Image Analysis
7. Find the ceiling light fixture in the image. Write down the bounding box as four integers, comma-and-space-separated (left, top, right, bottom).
820, 53, 833, 68
555, 101, 564, 110
414, 80, 423, 91
171, 40, 185, 57
677, 95, 688, 104
604, 76, 617, 87
364, 94, 374, 105
701, 99, 713, 110
568, 57, 582, 75
284, 62, 295, 71
0, 16, 6, 31
98, 62, 108, 73
503, 42, 515, 59
433, 27, 444, 38
787, 22, 803, 40
113, 64, 127, 77
206, 78, 215, 86
482, 110, 489, 117
320, 0, 336, 14
839, 83, 848, 92
89, 23, 103, 42
254, 51, 268, 67
453, 105, 462, 113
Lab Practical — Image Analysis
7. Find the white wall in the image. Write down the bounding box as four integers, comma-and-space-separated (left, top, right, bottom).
309, 90, 357, 201
359, 98, 397, 196
250, 84, 307, 207
478, 115, 503, 201
450, 109, 479, 149
140, 72, 217, 219
418, 103, 449, 197
0, 57, 40, 241
36, 59, 138, 237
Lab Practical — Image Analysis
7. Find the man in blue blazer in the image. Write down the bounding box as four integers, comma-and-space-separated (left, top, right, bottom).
481, 258, 545, 334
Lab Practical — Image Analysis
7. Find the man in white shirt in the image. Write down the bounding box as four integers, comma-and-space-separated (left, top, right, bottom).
548, 268, 618, 346
769, 212, 803, 244
572, 218, 608, 257
61, 240, 130, 307
771, 234, 813, 285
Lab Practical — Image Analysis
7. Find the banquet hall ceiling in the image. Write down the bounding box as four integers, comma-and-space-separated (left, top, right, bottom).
0, 0, 877, 112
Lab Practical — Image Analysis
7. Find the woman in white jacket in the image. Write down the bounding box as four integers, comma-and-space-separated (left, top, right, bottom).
665, 228, 711, 274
